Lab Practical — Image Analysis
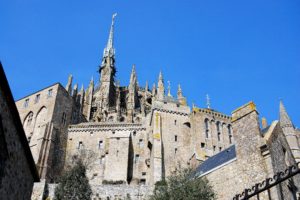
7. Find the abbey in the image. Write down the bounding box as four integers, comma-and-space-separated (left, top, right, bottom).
14, 15, 300, 199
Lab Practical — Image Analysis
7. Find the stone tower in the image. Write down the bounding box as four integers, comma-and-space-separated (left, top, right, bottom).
98, 13, 117, 111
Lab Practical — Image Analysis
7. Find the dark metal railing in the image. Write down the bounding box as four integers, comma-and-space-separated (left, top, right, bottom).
233, 163, 300, 200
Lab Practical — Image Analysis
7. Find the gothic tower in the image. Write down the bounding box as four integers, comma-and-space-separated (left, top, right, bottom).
98, 13, 117, 111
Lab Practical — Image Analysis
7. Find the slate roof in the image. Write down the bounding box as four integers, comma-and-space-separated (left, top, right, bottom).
194, 145, 236, 177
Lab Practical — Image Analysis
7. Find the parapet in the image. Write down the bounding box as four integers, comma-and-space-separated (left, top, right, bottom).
231, 101, 258, 123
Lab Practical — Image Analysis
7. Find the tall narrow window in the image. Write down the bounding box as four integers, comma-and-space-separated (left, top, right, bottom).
62, 112, 67, 125
216, 121, 220, 132
35, 94, 40, 103
175, 148, 178, 154
27, 112, 33, 126
48, 89, 53, 97
205, 119, 209, 138
24, 99, 29, 108
99, 141, 103, 149
175, 135, 178, 142
218, 132, 221, 141
135, 154, 140, 164
229, 135, 232, 144
228, 125, 232, 144
78, 141, 83, 149
174, 120, 177, 125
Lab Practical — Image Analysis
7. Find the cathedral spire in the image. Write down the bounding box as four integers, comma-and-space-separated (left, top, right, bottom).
103, 13, 117, 58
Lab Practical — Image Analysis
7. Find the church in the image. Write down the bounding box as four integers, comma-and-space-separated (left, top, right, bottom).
14, 14, 300, 199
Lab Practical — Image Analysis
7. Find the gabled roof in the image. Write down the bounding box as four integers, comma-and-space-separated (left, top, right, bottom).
194, 145, 236, 177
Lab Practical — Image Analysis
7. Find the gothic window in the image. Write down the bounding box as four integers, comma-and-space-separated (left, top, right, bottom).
174, 120, 177, 125
213, 145, 216, 152
218, 132, 221, 141
47, 89, 53, 97
219, 147, 222, 152
204, 118, 209, 138
24, 98, 29, 108
26, 112, 33, 126
34, 94, 40, 103
175, 135, 178, 142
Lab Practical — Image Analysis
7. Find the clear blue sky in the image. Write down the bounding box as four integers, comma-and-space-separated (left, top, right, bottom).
1, 0, 299, 126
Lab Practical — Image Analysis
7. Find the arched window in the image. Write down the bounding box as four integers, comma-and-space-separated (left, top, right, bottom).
24, 112, 34, 127
204, 119, 209, 138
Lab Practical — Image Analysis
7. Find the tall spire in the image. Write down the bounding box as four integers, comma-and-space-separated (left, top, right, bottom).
103, 13, 117, 58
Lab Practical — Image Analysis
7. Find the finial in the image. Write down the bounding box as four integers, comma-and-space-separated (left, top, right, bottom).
80, 84, 84, 92
159, 71, 163, 80
206, 94, 210, 109
167, 81, 172, 97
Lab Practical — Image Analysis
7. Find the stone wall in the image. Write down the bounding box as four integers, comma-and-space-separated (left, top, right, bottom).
0, 63, 39, 200
46, 183, 152, 200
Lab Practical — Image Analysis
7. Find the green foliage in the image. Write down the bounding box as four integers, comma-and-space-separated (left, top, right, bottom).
54, 160, 92, 200
149, 168, 216, 200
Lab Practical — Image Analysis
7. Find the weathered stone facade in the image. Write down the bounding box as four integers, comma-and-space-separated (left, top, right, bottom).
0, 63, 39, 200
12, 15, 300, 200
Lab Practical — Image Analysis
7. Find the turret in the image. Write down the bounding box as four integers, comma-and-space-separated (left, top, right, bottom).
279, 101, 300, 162
177, 84, 187, 106
65, 74, 73, 95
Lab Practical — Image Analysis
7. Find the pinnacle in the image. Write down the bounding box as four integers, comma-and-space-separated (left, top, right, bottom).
279, 100, 293, 127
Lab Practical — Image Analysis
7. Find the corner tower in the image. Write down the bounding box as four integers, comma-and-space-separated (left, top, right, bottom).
98, 13, 117, 110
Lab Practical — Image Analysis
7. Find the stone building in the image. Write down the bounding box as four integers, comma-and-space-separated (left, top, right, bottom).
13, 14, 300, 199
195, 101, 300, 199
0, 62, 39, 200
